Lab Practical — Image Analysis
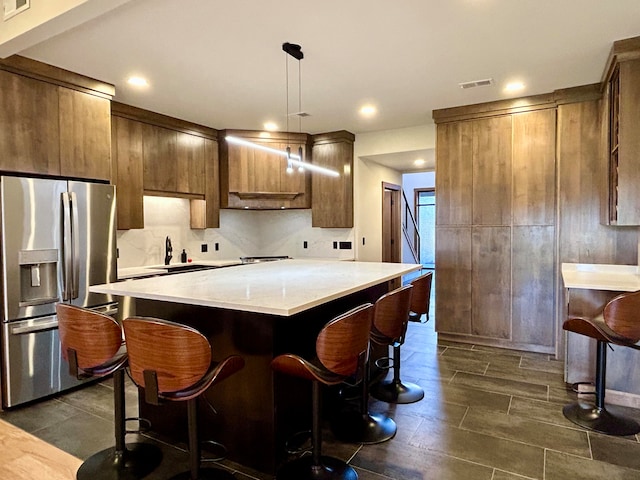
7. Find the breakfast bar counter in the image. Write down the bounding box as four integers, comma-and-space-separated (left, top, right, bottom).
91, 259, 420, 474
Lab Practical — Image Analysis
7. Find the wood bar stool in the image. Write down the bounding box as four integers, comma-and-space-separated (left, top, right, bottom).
408, 271, 433, 323
370, 283, 424, 404
271, 303, 374, 480
562, 290, 640, 436
56, 303, 163, 480
123, 317, 244, 480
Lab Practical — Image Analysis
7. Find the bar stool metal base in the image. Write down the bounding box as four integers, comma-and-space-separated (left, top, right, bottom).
276, 455, 357, 480
169, 467, 236, 480
77, 442, 163, 480
563, 401, 640, 436
370, 379, 424, 404
331, 411, 396, 444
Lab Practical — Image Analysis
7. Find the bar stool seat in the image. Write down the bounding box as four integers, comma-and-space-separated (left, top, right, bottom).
123, 317, 244, 480
56, 303, 162, 480
271, 303, 374, 480
370, 277, 426, 404
408, 271, 433, 323
562, 290, 640, 436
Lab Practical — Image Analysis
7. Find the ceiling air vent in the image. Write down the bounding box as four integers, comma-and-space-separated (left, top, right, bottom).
458, 78, 493, 89
3, 0, 29, 21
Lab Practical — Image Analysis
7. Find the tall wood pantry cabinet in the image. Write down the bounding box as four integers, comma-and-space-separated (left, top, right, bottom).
434, 104, 556, 353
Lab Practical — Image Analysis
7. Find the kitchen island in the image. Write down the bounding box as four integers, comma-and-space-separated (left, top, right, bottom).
90, 259, 420, 474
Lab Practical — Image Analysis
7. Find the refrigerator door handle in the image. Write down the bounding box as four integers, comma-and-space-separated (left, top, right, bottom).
70, 191, 80, 299
62, 192, 72, 301
10, 317, 59, 335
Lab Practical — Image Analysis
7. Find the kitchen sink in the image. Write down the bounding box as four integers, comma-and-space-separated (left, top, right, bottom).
148, 264, 217, 273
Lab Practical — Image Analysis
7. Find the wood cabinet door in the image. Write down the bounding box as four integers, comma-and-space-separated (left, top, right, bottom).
59, 88, 111, 181
204, 138, 220, 228
227, 143, 255, 193
435, 121, 472, 225
252, 143, 281, 193
616, 59, 640, 225
472, 116, 512, 225
112, 116, 144, 229
512, 109, 556, 226
435, 226, 472, 334
143, 123, 178, 192
176, 132, 205, 195
0, 70, 59, 175
312, 141, 353, 228
471, 226, 511, 339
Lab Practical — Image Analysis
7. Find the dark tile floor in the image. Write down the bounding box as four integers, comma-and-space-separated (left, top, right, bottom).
4, 309, 640, 479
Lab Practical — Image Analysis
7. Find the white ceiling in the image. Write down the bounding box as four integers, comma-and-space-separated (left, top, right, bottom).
15, 0, 640, 172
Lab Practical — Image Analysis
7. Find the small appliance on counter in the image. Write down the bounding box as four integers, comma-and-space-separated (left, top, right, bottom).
0, 176, 117, 408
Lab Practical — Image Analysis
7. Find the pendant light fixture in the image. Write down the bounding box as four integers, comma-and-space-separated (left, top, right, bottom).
283, 42, 305, 174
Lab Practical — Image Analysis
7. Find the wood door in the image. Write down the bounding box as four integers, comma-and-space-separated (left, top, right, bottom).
112, 116, 144, 229
512, 109, 556, 226
143, 124, 177, 193
472, 116, 512, 225
0, 70, 59, 175
471, 226, 511, 339
435, 121, 472, 226
59, 87, 111, 181
382, 184, 401, 263
435, 226, 472, 335
176, 132, 205, 195
311, 137, 354, 227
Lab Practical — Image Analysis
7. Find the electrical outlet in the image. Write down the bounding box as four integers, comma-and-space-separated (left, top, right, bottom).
339, 241, 352, 250
333, 241, 338, 249
362, 237, 366, 246
201, 244, 208, 253
303, 241, 308, 249
215, 243, 219, 251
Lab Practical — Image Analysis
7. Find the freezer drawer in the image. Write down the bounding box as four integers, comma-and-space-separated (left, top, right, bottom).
0, 316, 86, 408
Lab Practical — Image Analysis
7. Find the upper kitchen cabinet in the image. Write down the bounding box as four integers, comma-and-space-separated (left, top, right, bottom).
0, 56, 114, 181
111, 102, 219, 229
311, 131, 355, 228
219, 130, 311, 209
601, 37, 640, 226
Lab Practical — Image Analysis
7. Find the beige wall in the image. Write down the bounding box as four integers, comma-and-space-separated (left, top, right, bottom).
0, 0, 131, 57
353, 124, 435, 261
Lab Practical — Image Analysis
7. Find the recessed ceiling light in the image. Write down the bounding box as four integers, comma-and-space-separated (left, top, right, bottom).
263, 122, 278, 131
504, 81, 525, 92
359, 105, 377, 116
414, 159, 425, 166
127, 76, 149, 87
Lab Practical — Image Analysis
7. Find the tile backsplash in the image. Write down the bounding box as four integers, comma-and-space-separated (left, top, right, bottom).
117, 196, 354, 267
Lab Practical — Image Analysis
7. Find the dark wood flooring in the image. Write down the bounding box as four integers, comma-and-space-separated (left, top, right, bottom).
3, 310, 640, 479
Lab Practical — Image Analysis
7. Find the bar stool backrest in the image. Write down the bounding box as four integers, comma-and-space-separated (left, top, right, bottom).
373, 285, 414, 340
56, 303, 122, 370
316, 303, 373, 377
123, 317, 211, 393
604, 290, 640, 343
410, 272, 433, 315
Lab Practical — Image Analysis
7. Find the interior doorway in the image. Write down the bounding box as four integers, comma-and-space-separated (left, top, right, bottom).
381, 182, 401, 263
415, 188, 435, 269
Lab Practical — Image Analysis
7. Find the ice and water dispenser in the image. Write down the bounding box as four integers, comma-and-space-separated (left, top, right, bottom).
18, 249, 58, 307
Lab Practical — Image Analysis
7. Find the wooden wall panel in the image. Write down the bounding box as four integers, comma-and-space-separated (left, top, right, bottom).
512, 225, 555, 347
472, 116, 512, 226
512, 109, 556, 226
435, 227, 472, 334
471, 226, 511, 339
435, 122, 472, 225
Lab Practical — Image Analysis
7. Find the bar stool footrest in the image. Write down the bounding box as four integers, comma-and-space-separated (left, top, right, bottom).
125, 416, 152, 435
201, 439, 228, 463
284, 429, 312, 455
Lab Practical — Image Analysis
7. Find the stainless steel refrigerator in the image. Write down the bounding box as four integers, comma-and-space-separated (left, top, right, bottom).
0, 176, 117, 408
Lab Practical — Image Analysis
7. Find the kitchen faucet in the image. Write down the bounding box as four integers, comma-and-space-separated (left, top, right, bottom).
165, 236, 173, 265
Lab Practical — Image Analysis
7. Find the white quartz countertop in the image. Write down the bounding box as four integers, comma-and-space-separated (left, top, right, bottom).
95, 259, 421, 316
561, 263, 640, 291
117, 260, 243, 280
